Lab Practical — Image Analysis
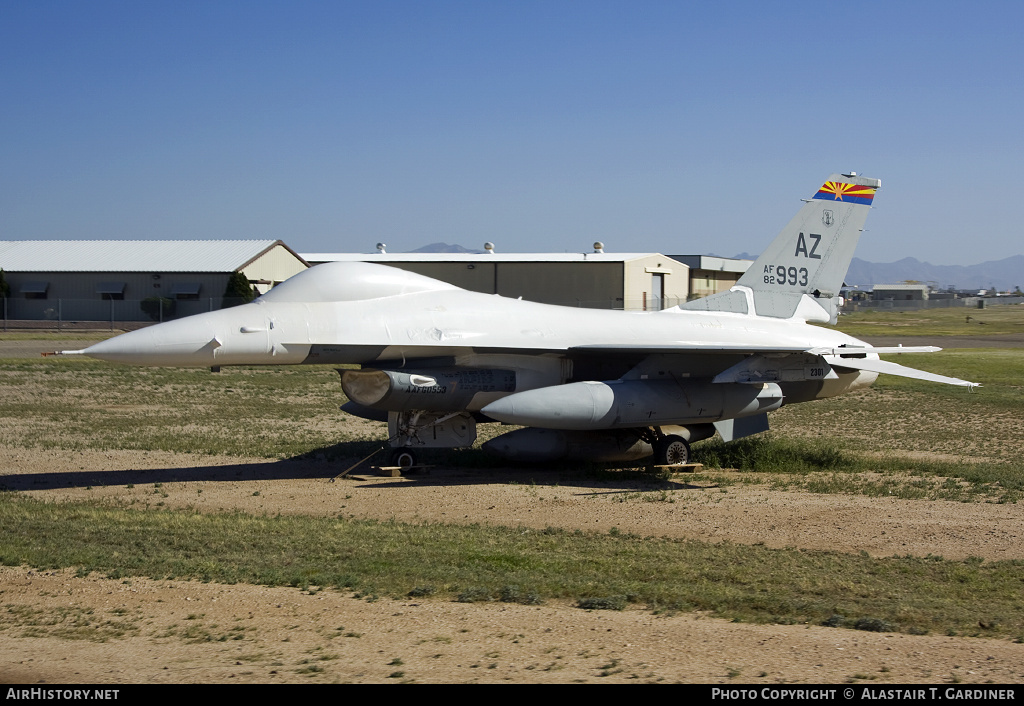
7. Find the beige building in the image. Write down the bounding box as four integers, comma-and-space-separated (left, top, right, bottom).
668, 255, 752, 300
302, 248, 689, 311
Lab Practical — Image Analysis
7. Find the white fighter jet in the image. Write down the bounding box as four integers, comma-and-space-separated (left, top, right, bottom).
58, 173, 977, 466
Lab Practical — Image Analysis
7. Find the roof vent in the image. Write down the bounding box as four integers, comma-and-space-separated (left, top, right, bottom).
593, 241, 605, 253
376, 243, 386, 254
484, 242, 495, 254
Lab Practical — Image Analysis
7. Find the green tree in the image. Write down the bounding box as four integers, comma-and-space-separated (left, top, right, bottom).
140, 296, 176, 322
223, 272, 255, 308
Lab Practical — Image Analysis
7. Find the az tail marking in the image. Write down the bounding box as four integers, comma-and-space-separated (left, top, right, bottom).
794, 232, 822, 259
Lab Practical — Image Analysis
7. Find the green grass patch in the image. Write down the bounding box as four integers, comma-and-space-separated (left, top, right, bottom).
693, 435, 849, 473
824, 304, 1024, 338
873, 349, 1024, 405
2, 494, 1022, 639
690, 435, 1023, 503
0, 357, 364, 458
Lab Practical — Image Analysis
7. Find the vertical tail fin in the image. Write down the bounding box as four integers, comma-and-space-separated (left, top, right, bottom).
682, 173, 880, 323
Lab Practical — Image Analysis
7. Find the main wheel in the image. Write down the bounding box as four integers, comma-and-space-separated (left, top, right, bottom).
654, 435, 690, 466
390, 449, 417, 468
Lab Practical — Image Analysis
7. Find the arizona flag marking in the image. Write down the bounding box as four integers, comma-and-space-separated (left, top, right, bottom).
813, 181, 876, 205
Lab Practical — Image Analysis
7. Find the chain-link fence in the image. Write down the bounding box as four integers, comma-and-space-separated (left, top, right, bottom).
841, 296, 1024, 313
1, 297, 254, 331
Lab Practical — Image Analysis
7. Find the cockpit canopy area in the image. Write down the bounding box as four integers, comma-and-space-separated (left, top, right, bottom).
257, 262, 460, 303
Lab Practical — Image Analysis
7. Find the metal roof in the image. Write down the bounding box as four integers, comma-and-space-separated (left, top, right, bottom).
301, 252, 669, 264
871, 283, 930, 290
0, 240, 286, 273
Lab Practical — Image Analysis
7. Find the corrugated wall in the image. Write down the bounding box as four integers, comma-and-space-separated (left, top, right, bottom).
496, 262, 622, 308
3, 272, 229, 301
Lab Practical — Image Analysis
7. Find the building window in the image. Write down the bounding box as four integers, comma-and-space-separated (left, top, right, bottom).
170, 283, 201, 300
21, 282, 49, 299
96, 282, 126, 301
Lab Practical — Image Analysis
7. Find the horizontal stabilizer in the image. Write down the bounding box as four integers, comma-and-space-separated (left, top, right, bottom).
823, 355, 979, 388
575, 344, 943, 358
809, 346, 941, 356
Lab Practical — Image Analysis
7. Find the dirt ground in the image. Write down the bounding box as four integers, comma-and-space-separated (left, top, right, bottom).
4, 332, 1024, 684
2, 444, 1023, 685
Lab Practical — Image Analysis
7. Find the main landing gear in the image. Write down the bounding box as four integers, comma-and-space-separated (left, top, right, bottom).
639, 428, 692, 466
389, 448, 418, 469
386, 410, 476, 470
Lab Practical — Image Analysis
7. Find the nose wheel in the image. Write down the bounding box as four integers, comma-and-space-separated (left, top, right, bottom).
389, 449, 418, 469
653, 435, 690, 466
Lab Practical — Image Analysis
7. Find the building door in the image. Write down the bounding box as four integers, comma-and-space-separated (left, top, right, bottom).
651, 273, 665, 311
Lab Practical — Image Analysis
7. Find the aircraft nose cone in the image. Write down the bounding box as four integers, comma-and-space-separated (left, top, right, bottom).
82, 317, 220, 366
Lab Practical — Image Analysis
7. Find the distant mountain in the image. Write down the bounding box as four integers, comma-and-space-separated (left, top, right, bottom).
722, 252, 1023, 292
843, 256, 1024, 291
409, 242, 486, 254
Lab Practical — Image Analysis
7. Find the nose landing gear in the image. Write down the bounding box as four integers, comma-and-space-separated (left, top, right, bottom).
654, 435, 691, 466
638, 427, 693, 467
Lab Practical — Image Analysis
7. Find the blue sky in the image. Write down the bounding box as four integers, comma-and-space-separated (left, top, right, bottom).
2, 1, 1021, 264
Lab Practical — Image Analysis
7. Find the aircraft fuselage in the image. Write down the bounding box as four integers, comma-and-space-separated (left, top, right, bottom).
78, 276, 877, 409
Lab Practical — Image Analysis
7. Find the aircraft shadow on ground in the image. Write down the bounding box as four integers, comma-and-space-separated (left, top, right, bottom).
0, 440, 717, 493
0, 458, 318, 492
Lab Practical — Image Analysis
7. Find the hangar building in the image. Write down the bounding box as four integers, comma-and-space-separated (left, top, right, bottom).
871, 284, 930, 301
302, 247, 689, 311
0, 240, 307, 323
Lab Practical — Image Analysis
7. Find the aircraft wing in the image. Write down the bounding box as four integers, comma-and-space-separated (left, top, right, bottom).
571, 344, 944, 356
822, 355, 979, 388
570, 344, 812, 355
572, 344, 978, 388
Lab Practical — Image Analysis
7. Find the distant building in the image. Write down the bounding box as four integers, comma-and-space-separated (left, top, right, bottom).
0, 240, 307, 322
668, 255, 752, 300
871, 284, 930, 301
302, 248, 689, 311
840, 286, 871, 302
